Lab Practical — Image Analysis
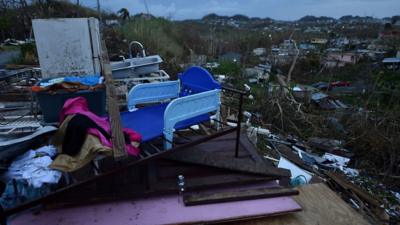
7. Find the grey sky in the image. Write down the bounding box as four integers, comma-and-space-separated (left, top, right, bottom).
81, 0, 399, 20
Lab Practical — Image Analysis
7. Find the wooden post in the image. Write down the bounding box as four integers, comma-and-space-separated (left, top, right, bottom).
100, 40, 127, 160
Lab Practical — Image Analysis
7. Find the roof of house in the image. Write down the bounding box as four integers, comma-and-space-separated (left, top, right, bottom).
382, 57, 400, 63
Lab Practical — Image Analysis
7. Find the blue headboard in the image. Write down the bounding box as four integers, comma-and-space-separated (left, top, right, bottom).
179, 66, 221, 96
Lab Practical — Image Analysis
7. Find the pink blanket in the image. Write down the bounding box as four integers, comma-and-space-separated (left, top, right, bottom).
59, 97, 141, 156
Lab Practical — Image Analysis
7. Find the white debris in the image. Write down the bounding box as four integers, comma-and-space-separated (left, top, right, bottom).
278, 157, 313, 183
5, 145, 61, 188
323, 153, 350, 167
293, 86, 302, 91
322, 153, 359, 176
244, 84, 251, 91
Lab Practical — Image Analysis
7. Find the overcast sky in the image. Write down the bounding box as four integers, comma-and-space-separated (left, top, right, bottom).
80, 0, 400, 21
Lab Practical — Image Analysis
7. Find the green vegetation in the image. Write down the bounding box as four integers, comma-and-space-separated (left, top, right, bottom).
212, 61, 241, 76
120, 18, 184, 60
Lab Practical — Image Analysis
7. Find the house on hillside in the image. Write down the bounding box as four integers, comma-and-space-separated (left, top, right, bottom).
105, 19, 119, 26
382, 58, 400, 70
281, 40, 295, 49
324, 52, 360, 68
304, 27, 322, 33
190, 54, 207, 66
310, 38, 328, 45
252, 48, 267, 56
334, 37, 350, 48
299, 43, 317, 51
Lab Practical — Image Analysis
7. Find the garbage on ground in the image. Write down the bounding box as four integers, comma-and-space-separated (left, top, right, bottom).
278, 157, 312, 186
321, 153, 359, 176
311, 92, 348, 110
250, 123, 399, 223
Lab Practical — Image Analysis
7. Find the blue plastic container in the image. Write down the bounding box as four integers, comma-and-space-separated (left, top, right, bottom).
35, 78, 106, 124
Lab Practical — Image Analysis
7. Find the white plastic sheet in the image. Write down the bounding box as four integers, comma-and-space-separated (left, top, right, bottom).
278, 157, 313, 183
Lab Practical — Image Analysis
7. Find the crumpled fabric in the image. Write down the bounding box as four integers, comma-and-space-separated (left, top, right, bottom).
59, 97, 141, 156
0, 180, 52, 209
5, 145, 62, 188
63, 75, 102, 86
50, 115, 113, 172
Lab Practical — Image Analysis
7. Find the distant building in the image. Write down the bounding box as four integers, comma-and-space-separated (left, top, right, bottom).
244, 68, 263, 78
304, 27, 322, 33
311, 38, 328, 45
105, 19, 119, 26
299, 43, 317, 51
244, 64, 270, 83
281, 40, 295, 49
382, 58, 400, 70
334, 38, 350, 47
219, 52, 242, 63
379, 31, 400, 39
204, 62, 220, 69
252, 48, 267, 56
324, 52, 360, 68
255, 63, 272, 73
190, 54, 207, 66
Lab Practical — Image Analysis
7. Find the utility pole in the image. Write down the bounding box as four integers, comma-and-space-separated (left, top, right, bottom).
76, 0, 80, 17
144, 0, 150, 15
96, 0, 102, 33
96, 0, 102, 23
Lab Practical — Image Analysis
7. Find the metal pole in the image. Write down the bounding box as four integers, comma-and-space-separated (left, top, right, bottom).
96, 0, 102, 24
235, 93, 244, 158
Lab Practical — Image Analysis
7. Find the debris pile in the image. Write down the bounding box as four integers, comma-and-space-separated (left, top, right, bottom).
247, 121, 400, 224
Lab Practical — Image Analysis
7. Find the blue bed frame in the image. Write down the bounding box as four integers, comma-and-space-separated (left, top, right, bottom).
121, 66, 221, 149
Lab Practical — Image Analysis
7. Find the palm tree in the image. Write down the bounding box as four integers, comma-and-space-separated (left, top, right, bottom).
118, 8, 130, 21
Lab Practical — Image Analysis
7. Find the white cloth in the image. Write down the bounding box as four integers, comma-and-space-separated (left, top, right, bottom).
5, 145, 62, 188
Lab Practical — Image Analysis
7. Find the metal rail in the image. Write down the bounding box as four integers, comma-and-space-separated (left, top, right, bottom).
222, 86, 247, 158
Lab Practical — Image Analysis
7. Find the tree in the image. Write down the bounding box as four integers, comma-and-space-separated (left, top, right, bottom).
118, 8, 130, 21
0, 11, 14, 40
384, 23, 393, 31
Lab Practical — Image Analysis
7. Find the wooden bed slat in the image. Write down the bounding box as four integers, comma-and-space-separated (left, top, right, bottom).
183, 187, 299, 206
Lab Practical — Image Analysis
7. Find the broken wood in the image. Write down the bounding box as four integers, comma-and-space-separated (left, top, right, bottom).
100, 40, 127, 160
166, 133, 290, 178
183, 187, 299, 206
325, 171, 382, 208
199, 124, 211, 135
276, 144, 314, 172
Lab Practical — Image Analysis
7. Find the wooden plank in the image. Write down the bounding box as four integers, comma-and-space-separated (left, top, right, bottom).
276, 144, 314, 172
184, 187, 299, 206
226, 183, 371, 225
325, 171, 381, 208
100, 40, 127, 160
151, 174, 277, 193
15, 183, 302, 225
166, 133, 290, 178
